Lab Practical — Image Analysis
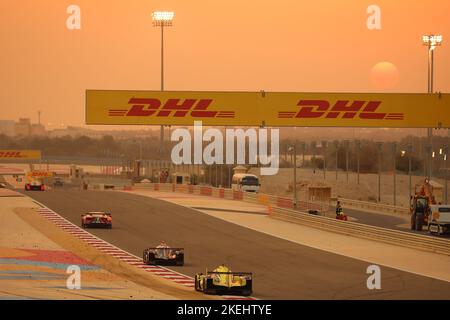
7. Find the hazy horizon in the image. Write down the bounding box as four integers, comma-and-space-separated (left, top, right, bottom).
1, 1, 449, 130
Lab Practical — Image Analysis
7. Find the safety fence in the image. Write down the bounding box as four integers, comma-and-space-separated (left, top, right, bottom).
127, 183, 409, 216
337, 198, 410, 215
131, 183, 328, 214
271, 207, 450, 256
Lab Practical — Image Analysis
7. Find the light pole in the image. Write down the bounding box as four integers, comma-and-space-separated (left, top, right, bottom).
292, 150, 295, 166
376, 142, 383, 202
285, 144, 288, 162
404, 143, 413, 202
425, 143, 432, 179
431, 145, 435, 179
288, 145, 297, 208
356, 140, 361, 185
209, 165, 212, 186
344, 140, 349, 183
422, 34, 442, 179
392, 142, 397, 207
444, 145, 448, 204
153, 11, 174, 159
311, 141, 316, 174
322, 141, 327, 180
200, 169, 205, 185
334, 141, 339, 180
215, 165, 218, 187
301, 142, 306, 168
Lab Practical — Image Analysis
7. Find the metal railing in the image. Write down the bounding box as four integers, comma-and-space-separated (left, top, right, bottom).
132, 183, 325, 212
271, 207, 450, 256
133, 183, 409, 215
337, 198, 409, 215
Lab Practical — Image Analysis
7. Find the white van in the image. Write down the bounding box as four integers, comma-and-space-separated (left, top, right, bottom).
231, 174, 260, 192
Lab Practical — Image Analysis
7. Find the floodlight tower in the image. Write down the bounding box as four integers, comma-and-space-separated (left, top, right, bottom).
152, 11, 174, 158
422, 34, 442, 179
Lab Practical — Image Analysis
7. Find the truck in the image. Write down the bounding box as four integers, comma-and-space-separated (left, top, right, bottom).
428, 205, 450, 236
410, 179, 436, 231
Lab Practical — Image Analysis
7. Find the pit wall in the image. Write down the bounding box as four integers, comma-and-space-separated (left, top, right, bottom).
129, 183, 326, 213
128, 183, 414, 217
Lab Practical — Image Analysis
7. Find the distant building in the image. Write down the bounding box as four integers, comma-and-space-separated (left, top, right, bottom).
48, 126, 100, 138
13, 118, 47, 137
0, 120, 15, 136
14, 118, 31, 136
30, 123, 46, 136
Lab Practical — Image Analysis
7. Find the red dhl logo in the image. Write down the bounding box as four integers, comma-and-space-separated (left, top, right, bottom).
0, 151, 25, 158
109, 98, 235, 118
29, 171, 52, 177
278, 100, 404, 120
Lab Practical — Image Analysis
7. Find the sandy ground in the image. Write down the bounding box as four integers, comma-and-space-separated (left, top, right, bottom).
252, 167, 449, 208
125, 190, 450, 283
0, 197, 210, 300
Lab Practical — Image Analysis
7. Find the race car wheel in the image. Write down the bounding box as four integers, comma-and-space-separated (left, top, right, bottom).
143, 252, 148, 264
194, 276, 200, 291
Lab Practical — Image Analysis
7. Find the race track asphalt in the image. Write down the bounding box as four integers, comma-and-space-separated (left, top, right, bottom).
21, 189, 450, 299
339, 207, 407, 230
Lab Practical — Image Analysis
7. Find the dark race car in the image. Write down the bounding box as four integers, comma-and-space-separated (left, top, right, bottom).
25, 181, 45, 191
195, 265, 252, 296
53, 177, 64, 187
81, 212, 112, 229
143, 246, 184, 266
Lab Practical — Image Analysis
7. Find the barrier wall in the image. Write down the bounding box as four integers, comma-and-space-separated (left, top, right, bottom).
129, 183, 332, 214
130, 183, 409, 216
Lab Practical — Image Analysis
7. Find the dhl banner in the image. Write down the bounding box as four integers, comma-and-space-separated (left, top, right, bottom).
86, 90, 450, 128
26, 171, 53, 178
0, 150, 41, 160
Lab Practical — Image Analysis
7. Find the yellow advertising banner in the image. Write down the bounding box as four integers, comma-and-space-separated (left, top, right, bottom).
86, 90, 450, 128
0, 150, 41, 160
27, 171, 53, 178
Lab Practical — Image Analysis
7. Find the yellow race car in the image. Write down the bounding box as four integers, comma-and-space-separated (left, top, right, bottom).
194, 265, 252, 296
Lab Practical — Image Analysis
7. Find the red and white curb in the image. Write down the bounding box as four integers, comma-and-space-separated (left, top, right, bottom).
35, 206, 256, 300
35, 207, 194, 287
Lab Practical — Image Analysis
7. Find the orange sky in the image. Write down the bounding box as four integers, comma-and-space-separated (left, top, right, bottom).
0, 0, 449, 128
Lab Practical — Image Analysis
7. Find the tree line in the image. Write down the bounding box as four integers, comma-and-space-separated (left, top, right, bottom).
0, 133, 448, 176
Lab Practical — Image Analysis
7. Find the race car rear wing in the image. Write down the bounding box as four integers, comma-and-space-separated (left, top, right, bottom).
204, 270, 253, 279
144, 247, 184, 252
81, 212, 112, 217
